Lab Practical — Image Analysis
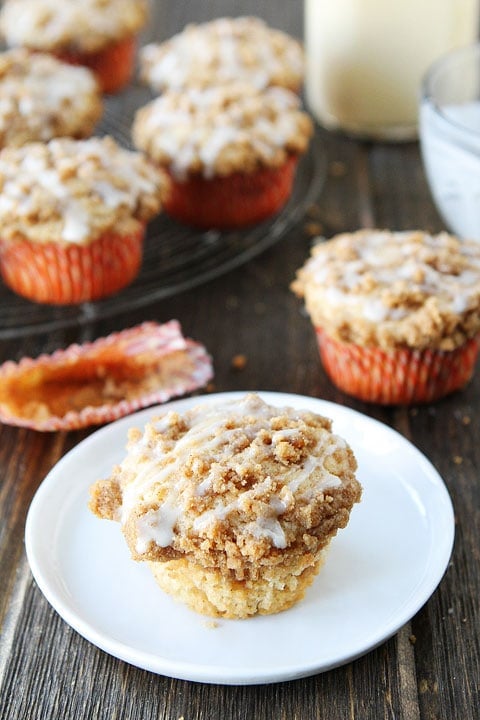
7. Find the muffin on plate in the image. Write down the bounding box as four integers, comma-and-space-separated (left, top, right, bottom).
132, 82, 313, 230
139, 16, 304, 95
0, 49, 102, 148
292, 229, 480, 404
89, 393, 362, 619
0, 0, 148, 93
0, 136, 166, 304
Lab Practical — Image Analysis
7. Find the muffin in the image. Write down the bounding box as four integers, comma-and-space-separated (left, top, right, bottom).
139, 16, 304, 95
0, 0, 148, 93
0, 136, 166, 304
132, 83, 313, 230
89, 393, 362, 619
0, 49, 102, 148
292, 229, 480, 404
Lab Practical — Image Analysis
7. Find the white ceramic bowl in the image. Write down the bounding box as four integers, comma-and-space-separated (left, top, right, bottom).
420, 43, 480, 241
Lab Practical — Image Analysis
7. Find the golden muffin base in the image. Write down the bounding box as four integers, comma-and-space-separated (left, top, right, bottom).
148, 551, 326, 619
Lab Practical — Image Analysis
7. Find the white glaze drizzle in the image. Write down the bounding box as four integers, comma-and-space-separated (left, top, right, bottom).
135, 84, 304, 180
120, 395, 344, 553
0, 137, 161, 244
141, 17, 303, 93
306, 230, 480, 321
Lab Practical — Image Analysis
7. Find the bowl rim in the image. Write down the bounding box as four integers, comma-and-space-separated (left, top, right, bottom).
421, 41, 480, 138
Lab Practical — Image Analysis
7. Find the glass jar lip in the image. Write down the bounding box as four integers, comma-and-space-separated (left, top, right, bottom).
421, 41, 480, 138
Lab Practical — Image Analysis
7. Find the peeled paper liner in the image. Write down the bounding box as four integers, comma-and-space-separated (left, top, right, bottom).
0, 320, 213, 431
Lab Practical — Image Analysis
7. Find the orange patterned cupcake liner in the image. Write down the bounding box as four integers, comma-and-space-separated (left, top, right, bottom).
0, 321, 214, 431
56, 35, 137, 93
164, 155, 298, 230
315, 328, 480, 404
0, 225, 144, 305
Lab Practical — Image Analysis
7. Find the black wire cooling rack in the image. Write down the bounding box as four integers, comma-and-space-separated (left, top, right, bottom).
0, 89, 326, 339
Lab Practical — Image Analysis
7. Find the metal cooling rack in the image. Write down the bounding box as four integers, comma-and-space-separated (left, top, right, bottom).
0, 88, 326, 339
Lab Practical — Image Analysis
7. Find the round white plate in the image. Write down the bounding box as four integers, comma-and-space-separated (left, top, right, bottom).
25, 391, 454, 685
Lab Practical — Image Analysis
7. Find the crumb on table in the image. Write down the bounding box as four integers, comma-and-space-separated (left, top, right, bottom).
231, 354, 248, 371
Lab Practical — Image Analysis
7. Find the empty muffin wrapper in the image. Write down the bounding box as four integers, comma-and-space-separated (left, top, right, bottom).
0, 320, 213, 431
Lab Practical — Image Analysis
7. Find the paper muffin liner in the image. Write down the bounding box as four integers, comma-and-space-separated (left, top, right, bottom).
164, 155, 298, 230
315, 328, 480, 405
56, 35, 137, 94
0, 225, 144, 305
0, 321, 213, 431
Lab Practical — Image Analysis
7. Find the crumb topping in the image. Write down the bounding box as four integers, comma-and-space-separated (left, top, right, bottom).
0, 0, 148, 53
132, 83, 313, 179
292, 229, 480, 351
140, 16, 304, 93
0, 49, 102, 148
0, 136, 166, 245
89, 393, 361, 580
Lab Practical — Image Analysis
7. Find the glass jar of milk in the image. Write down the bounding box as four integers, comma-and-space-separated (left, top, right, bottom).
305, 0, 479, 141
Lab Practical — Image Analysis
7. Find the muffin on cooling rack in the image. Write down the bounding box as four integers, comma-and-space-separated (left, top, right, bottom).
0, 49, 102, 148
292, 229, 480, 404
132, 82, 313, 230
0, 0, 148, 93
140, 16, 304, 95
89, 393, 362, 618
0, 136, 166, 305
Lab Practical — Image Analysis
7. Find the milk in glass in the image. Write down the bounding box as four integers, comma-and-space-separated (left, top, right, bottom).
305, 0, 479, 140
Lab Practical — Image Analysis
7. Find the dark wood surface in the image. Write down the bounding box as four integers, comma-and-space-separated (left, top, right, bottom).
1, 2, 479, 718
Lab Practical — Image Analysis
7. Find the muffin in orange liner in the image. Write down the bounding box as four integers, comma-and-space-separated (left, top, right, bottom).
132, 83, 313, 230
0, 136, 166, 305
89, 393, 361, 618
140, 16, 304, 95
0, 0, 148, 93
55, 35, 136, 96
292, 230, 480, 405
0, 321, 213, 431
0, 49, 102, 148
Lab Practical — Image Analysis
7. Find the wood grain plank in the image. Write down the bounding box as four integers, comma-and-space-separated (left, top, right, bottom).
1, 2, 478, 719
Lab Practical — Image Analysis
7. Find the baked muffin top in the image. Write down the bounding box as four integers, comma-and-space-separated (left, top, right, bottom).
0, 136, 166, 245
0, 49, 102, 148
0, 0, 148, 54
89, 393, 361, 580
140, 16, 304, 94
292, 229, 480, 351
132, 83, 313, 179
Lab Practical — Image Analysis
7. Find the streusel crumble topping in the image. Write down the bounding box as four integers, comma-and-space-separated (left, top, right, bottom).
0, 49, 102, 148
0, 136, 165, 244
292, 230, 480, 350
0, 0, 148, 54
132, 83, 313, 179
140, 16, 304, 93
89, 393, 361, 580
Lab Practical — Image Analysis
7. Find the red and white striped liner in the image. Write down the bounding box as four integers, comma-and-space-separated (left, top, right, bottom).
0, 226, 144, 305
315, 328, 480, 405
0, 321, 213, 431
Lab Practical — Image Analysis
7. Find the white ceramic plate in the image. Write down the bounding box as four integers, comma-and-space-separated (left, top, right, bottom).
25, 391, 454, 685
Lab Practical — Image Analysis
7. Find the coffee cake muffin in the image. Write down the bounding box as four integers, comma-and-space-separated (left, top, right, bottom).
0, 136, 166, 304
89, 393, 361, 618
0, 0, 148, 93
292, 229, 480, 404
0, 49, 102, 148
140, 16, 304, 95
132, 82, 313, 229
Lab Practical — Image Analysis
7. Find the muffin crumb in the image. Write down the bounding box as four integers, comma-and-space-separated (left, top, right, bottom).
231, 354, 248, 371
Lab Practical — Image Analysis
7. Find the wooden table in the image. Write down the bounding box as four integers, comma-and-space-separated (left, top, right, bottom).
1, 2, 479, 718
